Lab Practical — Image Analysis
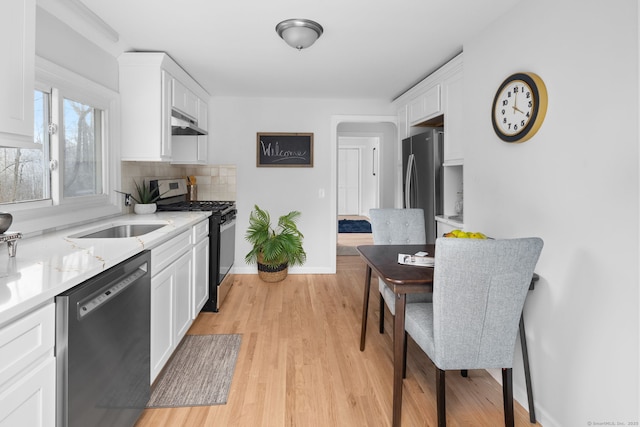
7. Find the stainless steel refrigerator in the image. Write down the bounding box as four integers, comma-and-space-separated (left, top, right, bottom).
402, 128, 444, 243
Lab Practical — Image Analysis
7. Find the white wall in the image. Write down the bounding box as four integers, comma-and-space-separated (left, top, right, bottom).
463, 0, 638, 425
208, 97, 394, 274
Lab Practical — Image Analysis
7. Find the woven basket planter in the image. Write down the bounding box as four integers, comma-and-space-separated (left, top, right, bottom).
257, 253, 288, 282
257, 262, 288, 282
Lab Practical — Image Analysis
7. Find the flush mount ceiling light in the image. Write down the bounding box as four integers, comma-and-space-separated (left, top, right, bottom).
275, 19, 323, 50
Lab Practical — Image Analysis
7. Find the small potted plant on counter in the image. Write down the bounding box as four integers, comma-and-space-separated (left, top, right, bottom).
244, 205, 306, 282
118, 180, 163, 214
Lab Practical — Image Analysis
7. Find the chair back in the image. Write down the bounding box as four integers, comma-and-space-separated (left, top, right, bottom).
369, 208, 426, 245
432, 237, 543, 370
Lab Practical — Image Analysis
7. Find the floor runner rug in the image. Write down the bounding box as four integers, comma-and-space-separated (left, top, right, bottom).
338, 219, 372, 233
147, 334, 241, 407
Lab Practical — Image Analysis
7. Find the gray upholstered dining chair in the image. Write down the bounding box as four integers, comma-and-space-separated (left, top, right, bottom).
403, 237, 543, 427
368, 208, 431, 336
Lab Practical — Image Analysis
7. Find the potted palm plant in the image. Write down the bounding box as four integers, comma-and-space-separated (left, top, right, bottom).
244, 205, 306, 282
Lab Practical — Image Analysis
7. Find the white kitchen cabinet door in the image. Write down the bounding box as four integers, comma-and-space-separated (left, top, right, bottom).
150, 266, 175, 382
0, 357, 55, 427
0, 0, 35, 148
443, 67, 464, 163
408, 84, 441, 125
172, 79, 198, 119
397, 105, 408, 142
150, 228, 193, 381
119, 52, 209, 162
160, 70, 173, 159
192, 237, 209, 318
173, 251, 193, 341
0, 303, 55, 427
196, 99, 208, 163
119, 54, 172, 161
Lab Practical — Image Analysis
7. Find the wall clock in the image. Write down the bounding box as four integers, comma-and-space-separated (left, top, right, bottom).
491, 72, 548, 143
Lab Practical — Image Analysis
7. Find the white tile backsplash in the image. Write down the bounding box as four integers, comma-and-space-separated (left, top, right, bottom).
185, 165, 236, 201
121, 162, 237, 205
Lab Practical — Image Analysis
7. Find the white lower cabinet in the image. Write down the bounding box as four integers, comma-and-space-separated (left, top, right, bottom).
150, 265, 175, 381
192, 224, 209, 318
0, 357, 55, 427
173, 251, 193, 342
151, 252, 192, 382
0, 303, 55, 427
150, 229, 193, 382
150, 218, 208, 383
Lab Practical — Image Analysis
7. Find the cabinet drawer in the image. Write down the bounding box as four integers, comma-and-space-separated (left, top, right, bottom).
0, 303, 54, 387
192, 219, 209, 243
151, 230, 191, 276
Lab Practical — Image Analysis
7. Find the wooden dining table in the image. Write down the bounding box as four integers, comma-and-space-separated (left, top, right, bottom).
356, 243, 537, 427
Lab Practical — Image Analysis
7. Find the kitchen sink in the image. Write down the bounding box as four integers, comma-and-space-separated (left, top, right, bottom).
71, 223, 166, 239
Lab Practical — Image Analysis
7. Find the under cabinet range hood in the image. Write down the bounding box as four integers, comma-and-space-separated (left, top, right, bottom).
171, 110, 207, 136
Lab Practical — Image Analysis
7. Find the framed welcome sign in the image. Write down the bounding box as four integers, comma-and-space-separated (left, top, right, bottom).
256, 133, 314, 167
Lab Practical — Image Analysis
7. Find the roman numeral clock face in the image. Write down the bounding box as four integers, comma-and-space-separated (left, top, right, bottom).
491, 72, 548, 143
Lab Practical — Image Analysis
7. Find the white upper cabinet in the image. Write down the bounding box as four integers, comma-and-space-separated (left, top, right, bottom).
0, 0, 36, 149
408, 84, 441, 125
394, 53, 464, 161
397, 105, 408, 142
394, 53, 465, 227
172, 79, 198, 119
160, 70, 173, 159
118, 52, 209, 162
442, 61, 464, 163
171, 98, 208, 165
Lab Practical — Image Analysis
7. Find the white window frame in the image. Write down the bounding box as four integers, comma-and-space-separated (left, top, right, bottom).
5, 57, 121, 235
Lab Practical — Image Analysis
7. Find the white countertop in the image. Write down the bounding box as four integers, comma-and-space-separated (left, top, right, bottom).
0, 211, 211, 327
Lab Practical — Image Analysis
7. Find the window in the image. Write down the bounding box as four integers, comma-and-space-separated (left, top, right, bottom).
0, 58, 120, 234
0, 90, 49, 203
61, 97, 103, 198
1, 83, 108, 205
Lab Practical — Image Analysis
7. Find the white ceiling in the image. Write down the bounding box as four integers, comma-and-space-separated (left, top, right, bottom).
71, 0, 518, 100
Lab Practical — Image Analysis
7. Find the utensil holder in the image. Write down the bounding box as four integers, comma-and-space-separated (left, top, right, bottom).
187, 184, 197, 201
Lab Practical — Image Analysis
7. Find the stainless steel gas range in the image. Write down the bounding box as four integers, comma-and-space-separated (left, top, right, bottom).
150, 178, 236, 312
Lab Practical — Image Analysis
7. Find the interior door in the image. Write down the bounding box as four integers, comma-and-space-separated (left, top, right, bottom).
338, 148, 360, 215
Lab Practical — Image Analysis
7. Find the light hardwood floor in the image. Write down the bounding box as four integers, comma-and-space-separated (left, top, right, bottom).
136, 256, 540, 427
337, 215, 374, 253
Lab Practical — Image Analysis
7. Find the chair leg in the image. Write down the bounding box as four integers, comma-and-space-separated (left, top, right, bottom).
436, 368, 446, 427
460, 369, 468, 377
502, 368, 515, 427
519, 313, 537, 423
379, 292, 385, 333
402, 332, 408, 378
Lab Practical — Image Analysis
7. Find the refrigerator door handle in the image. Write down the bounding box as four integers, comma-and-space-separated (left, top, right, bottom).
405, 153, 415, 208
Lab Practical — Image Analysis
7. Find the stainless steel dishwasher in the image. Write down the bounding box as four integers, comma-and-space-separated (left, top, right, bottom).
55, 251, 151, 427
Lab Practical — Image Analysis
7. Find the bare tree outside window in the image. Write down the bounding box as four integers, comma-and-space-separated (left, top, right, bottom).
0, 90, 104, 206
0, 90, 47, 204
62, 98, 102, 198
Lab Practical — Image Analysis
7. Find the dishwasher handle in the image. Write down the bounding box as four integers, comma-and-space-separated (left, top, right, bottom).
78, 263, 148, 319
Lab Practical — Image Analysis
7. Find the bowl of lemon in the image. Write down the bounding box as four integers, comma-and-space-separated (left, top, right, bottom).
443, 229, 487, 239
